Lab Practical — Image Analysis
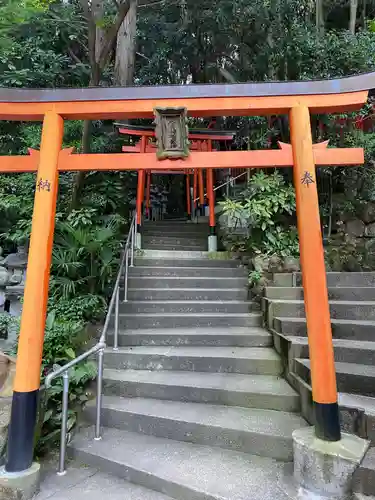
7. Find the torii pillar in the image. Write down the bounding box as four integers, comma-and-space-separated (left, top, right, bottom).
291, 106, 339, 441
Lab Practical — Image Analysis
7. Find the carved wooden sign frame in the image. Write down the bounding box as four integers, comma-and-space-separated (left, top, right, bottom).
154, 106, 190, 160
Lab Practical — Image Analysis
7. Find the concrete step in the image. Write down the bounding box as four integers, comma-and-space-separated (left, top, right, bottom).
110, 312, 262, 330
119, 301, 257, 315
127, 276, 248, 289
353, 447, 375, 497
283, 336, 375, 366
143, 222, 208, 232
70, 427, 291, 500
143, 243, 208, 251
127, 288, 248, 301
36, 465, 176, 500
107, 327, 272, 347
103, 346, 282, 375
103, 369, 300, 412
143, 236, 208, 246
268, 299, 375, 321
128, 266, 246, 277
135, 258, 240, 268
85, 396, 307, 461
285, 336, 375, 365
143, 232, 209, 241
265, 286, 375, 302
139, 250, 229, 260
338, 393, 375, 444
295, 358, 375, 397
274, 317, 375, 341
273, 272, 375, 287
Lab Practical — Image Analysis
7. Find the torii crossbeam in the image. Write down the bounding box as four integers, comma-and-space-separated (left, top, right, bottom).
0, 72, 372, 487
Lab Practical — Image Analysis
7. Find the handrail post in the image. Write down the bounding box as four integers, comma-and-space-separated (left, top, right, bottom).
113, 286, 120, 351
124, 249, 129, 302
130, 216, 135, 267
57, 371, 69, 476
94, 348, 104, 441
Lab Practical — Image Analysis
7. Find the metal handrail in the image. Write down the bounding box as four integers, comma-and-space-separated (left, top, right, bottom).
45, 212, 137, 476
193, 170, 247, 203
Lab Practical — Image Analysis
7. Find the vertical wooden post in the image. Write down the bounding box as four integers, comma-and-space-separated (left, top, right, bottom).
136, 136, 147, 246
6, 112, 63, 473
186, 172, 191, 220
193, 169, 198, 218
206, 139, 217, 251
146, 171, 151, 219
136, 170, 145, 246
290, 106, 340, 442
198, 169, 205, 214
207, 168, 215, 228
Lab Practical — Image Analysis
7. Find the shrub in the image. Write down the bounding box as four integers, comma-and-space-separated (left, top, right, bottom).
220, 171, 299, 257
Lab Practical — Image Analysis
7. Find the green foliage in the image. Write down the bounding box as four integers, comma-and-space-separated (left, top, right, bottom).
0, 313, 18, 340
48, 294, 107, 323
38, 312, 97, 452
248, 270, 262, 286
220, 171, 299, 257
51, 216, 123, 299
7, 310, 97, 452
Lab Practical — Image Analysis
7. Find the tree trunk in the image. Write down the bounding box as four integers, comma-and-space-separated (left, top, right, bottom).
71, 1, 106, 210
71, 0, 137, 209
362, 0, 367, 28
115, 0, 137, 86
349, 0, 358, 34
316, 0, 324, 35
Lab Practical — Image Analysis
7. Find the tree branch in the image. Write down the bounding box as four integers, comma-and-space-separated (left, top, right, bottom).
80, 0, 96, 69
138, 0, 167, 8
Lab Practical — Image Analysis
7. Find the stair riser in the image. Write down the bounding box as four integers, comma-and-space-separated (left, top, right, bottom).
143, 244, 208, 251
353, 452, 375, 497
106, 333, 273, 347
143, 237, 208, 246
110, 315, 262, 329
273, 273, 375, 287
270, 302, 375, 321
143, 225, 208, 233
135, 259, 241, 269
265, 287, 375, 302
127, 289, 248, 301
127, 277, 248, 289
288, 341, 375, 367
69, 448, 205, 500
288, 372, 375, 446
274, 318, 375, 341
119, 303, 256, 315
104, 353, 282, 375
128, 268, 246, 278
143, 226, 209, 232
295, 362, 375, 397
84, 406, 294, 461
103, 379, 300, 412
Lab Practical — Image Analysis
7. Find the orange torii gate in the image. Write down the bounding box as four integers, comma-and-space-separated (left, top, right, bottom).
0, 74, 371, 485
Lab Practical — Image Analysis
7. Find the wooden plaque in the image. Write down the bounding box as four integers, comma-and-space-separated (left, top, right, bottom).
154, 107, 190, 160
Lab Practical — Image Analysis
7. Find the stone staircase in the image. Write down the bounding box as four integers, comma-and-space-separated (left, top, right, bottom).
264, 271, 375, 497
141, 220, 209, 251
68, 222, 307, 500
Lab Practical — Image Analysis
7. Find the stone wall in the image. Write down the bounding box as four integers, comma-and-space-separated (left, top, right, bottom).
326, 200, 375, 271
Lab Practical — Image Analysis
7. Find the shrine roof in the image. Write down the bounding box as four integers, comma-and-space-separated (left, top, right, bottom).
0, 71, 374, 103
